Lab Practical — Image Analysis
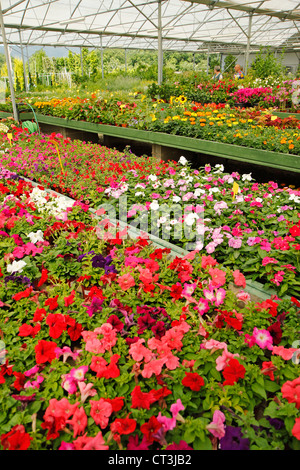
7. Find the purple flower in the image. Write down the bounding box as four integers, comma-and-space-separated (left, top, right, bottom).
91, 254, 106, 268
5, 275, 32, 286
266, 416, 284, 430
219, 426, 250, 450
77, 250, 95, 261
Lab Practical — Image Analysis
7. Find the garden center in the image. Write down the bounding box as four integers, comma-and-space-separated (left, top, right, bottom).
1, 0, 300, 453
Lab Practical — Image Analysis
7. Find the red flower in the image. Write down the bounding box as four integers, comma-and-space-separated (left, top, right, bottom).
170, 282, 183, 300
1, 425, 32, 450
110, 416, 137, 435
140, 416, 161, 443
290, 225, 300, 237
46, 313, 67, 339
33, 307, 47, 322
12, 286, 33, 301
107, 314, 124, 332
91, 354, 120, 379
291, 297, 300, 308
292, 417, 300, 440
222, 358, 246, 386
44, 295, 59, 310
261, 361, 276, 381
182, 372, 205, 391
103, 397, 124, 413
281, 377, 300, 408
37, 268, 48, 287
18, 323, 40, 338
67, 320, 83, 341
131, 385, 157, 410
64, 290, 75, 307
12, 371, 26, 391
35, 340, 57, 364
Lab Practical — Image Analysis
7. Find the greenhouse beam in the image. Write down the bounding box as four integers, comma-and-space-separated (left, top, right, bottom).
157, 0, 163, 85
245, 12, 253, 75
0, 1, 18, 121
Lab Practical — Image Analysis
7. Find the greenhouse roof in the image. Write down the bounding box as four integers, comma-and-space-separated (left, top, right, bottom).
1, 0, 300, 54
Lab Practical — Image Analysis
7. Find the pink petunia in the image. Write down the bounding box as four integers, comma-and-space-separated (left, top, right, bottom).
206, 410, 226, 439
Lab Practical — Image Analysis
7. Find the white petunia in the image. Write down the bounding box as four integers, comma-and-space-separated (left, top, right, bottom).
185, 212, 199, 226
7, 260, 27, 274
242, 173, 252, 181
27, 230, 44, 244
178, 156, 188, 165
149, 201, 159, 211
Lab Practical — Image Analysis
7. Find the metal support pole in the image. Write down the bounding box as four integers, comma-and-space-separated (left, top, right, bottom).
19, 30, 28, 92
157, 0, 163, 85
206, 45, 210, 75
100, 35, 104, 79
245, 12, 253, 75
125, 48, 127, 72
0, 1, 18, 120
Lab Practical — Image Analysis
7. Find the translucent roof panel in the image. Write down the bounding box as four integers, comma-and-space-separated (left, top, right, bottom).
1, 0, 300, 53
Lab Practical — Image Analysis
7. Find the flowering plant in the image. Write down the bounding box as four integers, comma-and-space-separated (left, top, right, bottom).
1, 171, 300, 451
0, 129, 299, 298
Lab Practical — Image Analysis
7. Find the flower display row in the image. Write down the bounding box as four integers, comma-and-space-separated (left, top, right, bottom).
1, 167, 300, 451
147, 78, 300, 111
0, 124, 299, 300
1, 87, 300, 154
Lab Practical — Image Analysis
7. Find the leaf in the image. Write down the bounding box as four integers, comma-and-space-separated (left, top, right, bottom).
263, 380, 280, 393
252, 382, 267, 400
193, 436, 213, 450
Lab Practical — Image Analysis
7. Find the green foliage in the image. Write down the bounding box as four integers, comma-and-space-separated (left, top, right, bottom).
224, 54, 237, 73
250, 47, 286, 79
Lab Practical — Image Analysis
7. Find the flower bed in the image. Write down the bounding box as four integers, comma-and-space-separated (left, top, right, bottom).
2, 90, 300, 155
1, 168, 300, 451
0, 125, 299, 299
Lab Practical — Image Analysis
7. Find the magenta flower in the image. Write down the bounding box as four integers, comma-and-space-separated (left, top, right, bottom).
206, 409, 226, 439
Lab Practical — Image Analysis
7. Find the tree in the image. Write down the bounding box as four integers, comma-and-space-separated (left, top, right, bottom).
250, 47, 285, 79
13, 57, 25, 91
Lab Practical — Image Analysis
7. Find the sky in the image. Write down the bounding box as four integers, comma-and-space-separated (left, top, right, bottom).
0, 45, 77, 59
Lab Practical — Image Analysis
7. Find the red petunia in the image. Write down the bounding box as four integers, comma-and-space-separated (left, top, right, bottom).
110, 416, 137, 436
140, 416, 161, 443
64, 290, 76, 307
44, 295, 59, 311
1, 425, 32, 450
12, 286, 33, 301
37, 268, 48, 287
170, 282, 183, 300
35, 340, 57, 364
46, 313, 67, 339
281, 377, 300, 408
131, 385, 157, 410
33, 307, 47, 322
67, 321, 83, 341
222, 358, 246, 386
292, 417, 300, 440
103, 397, 124, 413
181, 371, 205, 391
18, 323, 40, 338
12, 371, 26, 391
107, 314, 124, 332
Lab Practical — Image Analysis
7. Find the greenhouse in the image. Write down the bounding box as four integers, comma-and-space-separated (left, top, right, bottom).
0, 0, 300, 454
